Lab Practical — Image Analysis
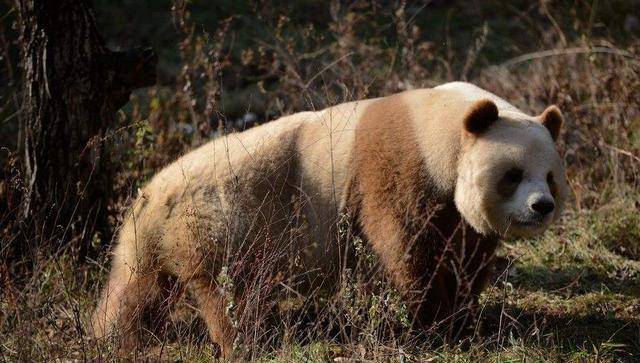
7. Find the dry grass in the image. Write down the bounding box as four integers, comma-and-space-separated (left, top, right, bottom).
2, 1, 640, 362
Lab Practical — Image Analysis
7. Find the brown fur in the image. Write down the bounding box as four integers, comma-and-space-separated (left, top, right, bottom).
93, 83, 564, 357
540, 105, 563, 140
463, 99, 499, 135
347, 94, 498, 337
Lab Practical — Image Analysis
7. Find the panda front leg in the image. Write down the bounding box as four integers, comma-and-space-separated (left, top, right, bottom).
355, 211, 465, 338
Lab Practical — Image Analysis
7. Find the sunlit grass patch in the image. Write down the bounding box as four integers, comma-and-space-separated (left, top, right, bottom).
589, 199, 640, 261
477, 203, 640, 362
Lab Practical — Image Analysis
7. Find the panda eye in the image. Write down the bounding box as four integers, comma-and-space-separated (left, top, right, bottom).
547, 172, 554, 185
503, 168, 523, 184
547, 171, 558, 196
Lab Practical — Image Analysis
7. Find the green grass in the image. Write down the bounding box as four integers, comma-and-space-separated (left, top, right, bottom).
2, 1, 640, 361
2, 200, 639, 362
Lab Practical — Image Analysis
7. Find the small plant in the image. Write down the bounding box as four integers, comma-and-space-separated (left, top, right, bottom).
1, 1, 639, 361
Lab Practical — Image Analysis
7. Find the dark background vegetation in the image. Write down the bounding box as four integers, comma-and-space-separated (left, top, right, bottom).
1, 0, 639, 361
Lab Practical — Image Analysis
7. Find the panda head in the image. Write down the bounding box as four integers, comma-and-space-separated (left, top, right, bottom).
454, 99, 569, 238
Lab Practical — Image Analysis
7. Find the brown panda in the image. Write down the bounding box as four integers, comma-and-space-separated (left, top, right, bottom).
91, 82, 568, 357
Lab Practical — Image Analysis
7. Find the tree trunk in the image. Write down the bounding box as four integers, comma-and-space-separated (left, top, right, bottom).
15, 0, 156, 255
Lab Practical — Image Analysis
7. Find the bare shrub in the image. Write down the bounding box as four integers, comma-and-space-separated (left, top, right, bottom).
2, 0, 639, 361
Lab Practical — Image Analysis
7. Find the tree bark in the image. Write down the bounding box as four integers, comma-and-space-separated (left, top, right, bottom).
15, 0, 156, 254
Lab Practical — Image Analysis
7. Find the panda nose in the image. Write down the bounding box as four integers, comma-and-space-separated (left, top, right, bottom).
531, 199, 555, 216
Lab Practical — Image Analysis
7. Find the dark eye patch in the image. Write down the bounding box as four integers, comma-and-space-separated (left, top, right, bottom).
504, 168, 524, 184
497, 167, 523, 197
547, 171, 557, 197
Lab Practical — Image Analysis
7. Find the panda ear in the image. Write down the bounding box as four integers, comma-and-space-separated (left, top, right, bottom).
539, 105, 563, 141
463, 99, 499, 135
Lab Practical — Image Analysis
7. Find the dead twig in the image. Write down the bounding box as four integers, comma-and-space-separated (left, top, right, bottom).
499, 46, 639, 68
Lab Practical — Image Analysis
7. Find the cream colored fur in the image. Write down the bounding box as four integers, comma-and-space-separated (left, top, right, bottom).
441, 83, 568, 236
92, 82, 568, 356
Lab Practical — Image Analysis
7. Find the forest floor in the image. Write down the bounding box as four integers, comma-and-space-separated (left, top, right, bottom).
2, 202, 640, 361
2, 1, 640, 362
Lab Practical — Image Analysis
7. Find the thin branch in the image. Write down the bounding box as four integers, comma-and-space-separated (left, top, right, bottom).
498, 46, 639, 68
